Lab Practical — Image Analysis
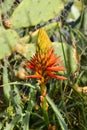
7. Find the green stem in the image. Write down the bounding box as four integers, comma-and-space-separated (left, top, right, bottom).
42, 96, 49, 126
40, 84, 49, 126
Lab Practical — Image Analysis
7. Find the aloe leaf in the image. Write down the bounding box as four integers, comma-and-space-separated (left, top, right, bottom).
9, 0, 64, 29
12, 85, 22, 106
4, 115, 21, 130
3, 61, 11, 101
23, 112, 30, 130
23, 101, 34, 130
46, 95, 68, 130
0, 29, 19, 59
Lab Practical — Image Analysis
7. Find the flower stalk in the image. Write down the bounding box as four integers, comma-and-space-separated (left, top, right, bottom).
26, 28, 67, 127
40, 84, 49, 126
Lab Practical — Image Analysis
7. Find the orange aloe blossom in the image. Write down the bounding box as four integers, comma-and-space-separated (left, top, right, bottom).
26, 47, 67, 84
26, 29, 67, 84
26, 29, 67, 126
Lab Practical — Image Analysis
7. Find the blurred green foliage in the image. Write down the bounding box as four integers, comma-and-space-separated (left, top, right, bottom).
0, 0, 87, 130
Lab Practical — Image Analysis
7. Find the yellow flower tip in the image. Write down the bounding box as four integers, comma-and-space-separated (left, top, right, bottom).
36, 28, 51, 54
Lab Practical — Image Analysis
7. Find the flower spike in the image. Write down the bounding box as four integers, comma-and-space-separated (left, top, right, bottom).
26, 29, 67, 84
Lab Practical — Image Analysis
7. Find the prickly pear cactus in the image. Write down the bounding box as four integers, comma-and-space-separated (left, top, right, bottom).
0, 0, 14, 13
0, 29, 19, 59
9, 0, 64, 29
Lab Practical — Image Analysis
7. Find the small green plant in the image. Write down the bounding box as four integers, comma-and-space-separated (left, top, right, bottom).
0, 0, 87, 130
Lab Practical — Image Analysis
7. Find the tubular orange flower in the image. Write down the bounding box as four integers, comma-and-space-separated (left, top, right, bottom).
26, 47, 67, 84
26, 29, 67, 123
